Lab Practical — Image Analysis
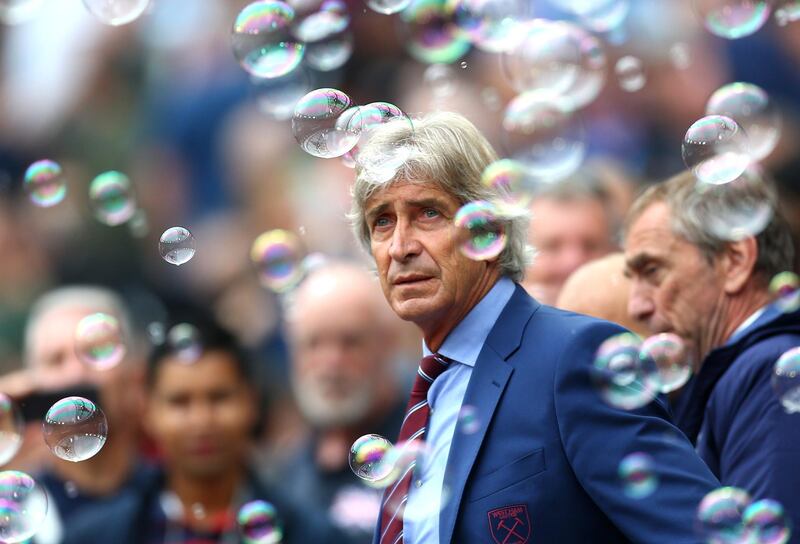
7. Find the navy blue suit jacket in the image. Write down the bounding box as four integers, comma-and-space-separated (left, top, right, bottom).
382, 285, 720, 543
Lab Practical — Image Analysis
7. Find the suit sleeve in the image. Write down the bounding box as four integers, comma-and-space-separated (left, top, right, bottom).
553, 321, 720, 544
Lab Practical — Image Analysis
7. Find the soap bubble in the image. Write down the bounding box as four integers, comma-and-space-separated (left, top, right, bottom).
23, 159, 66, 208
0, 395, 23, 466
694, 0, 771, 39
696, 487, 752, 543
706, 82, 781, 162
457, 405, 480, 434
238, 500, 283, 544
400, 0, 471, 65
374, 439, 431, 490
43, 397, 108, 463
770, 272, 800, 314
367, 0, 412, 14
250, 229, 305, 293
481, 158, 537, 209
618, 452, 658, 499
232, 1, 305, 79
615, 55, 646, 92
159, 227, 196, 266
695, 168, 773, 242
558, 25, 607, 111
447, 0, 530, 53
592, 332, 659, 410
0, 471, 48, 543
743, 499, 791, 544
166, 323, 203, 364
772, 347, 800, 414
774, 0, 800, 25
454, 201, 507, 261
640, 333, 692, 394
579, 0, 630, 33
291, 88, 360, 158
74, 313, 127, 371
682, 115, 750, 186
89, 171, 137, 227
82, 0, 150, 26
349, 434, 393, 485
342, 102, 413, 170
292, 0, 352, 71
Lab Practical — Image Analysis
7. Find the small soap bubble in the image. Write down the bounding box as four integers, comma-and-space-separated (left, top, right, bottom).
159, 227, 196, 266
251, 229, 305, 293
694, 0, 771, 39
89, 171, 137, 227
480, 158, 536, 209
23, 159, 66, 208
238, 500, 283, 543
0, 470, 48, 543
743, 499, 791, 544
400, 0, 471, 64
615, 55, 646, 92
618, 452, 658, 499
367, 0, 411, 14
291, 88, 360, 158
457, 405, 480, 434
592, 332, 659, 410
82, 0, 150, 26
770, 272, 800, 314
74, 313, 127, 371
772, 347, 800, 414
640, 333, 692, 394
0, 394, 23, 466
167, 323, 203, 364
349, 434, 393, 485
696, 487, 752, 543
682, 115, 750, 186
43, 397, 108, 463
232, 1, 305, 79
448, 0, 528, 53
454, 201, 507, 261
706, 82, 781, 162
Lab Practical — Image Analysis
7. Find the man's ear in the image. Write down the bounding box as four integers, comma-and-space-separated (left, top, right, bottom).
721, 237, 759, 295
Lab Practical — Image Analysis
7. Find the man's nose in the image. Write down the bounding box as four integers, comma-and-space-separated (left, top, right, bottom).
388, 221, 422, 262
628, 283, 656, 324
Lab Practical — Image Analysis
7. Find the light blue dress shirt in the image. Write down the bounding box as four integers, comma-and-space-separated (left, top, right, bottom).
403, 277, 516, 544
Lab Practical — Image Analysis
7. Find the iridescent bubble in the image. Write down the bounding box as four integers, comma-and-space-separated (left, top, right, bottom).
252, 65, 312, 121
480, 158, 536, 209
43, 397, 108, 463
374, 439, 431, 490
774, 0, 800, 25
424, 63, 457, 100
0, 0, 44, 25
232, 1, 305, 79
772, 347, 800, 414
559, 25, 607, 112
579, 0, 630, 33
696, 168, 773, 242
82, 0, 150, 26
250, 229, 305, 293
23, 159, 66, 208
682, 115, 750, 186
0, 471, 48, 543
615, 55, 646, 92
342, 102, 413, 172
349, 434, 393, 484
368, 0, 412, 14
238, 500, 283, 544
696, 487, 752, 544
743, 499, 791, 544
447, 0, 529, 53
618, 452, 658, 499
292, 1, 352, 71
454, 201, 507, 261
89, 171, 137, 227
0, 394, 23, 466
167, 323, 203, 364
592, 332, 659, 410
159, 226, 196, 266
640, 333, 692, 394
74, 313, 127, 371
694, 0, 771, 39
291, 88, 360, 158
400, 0, 471, 65
706, 82, 781, 162
457, 405, 480, 434
770, 272, 800, 314
502, 90, 586, 182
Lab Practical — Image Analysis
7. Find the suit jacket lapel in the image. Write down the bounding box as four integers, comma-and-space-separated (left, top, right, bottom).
438, 285, 539, 543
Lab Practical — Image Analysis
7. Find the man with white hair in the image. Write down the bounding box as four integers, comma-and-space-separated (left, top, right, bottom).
280, 261, 408, 543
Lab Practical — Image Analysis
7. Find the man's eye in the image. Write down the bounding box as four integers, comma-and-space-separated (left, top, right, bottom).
374, 217, 390, 228
422, 208, 439, 218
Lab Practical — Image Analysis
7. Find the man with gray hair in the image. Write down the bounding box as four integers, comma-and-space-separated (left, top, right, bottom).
351, 111, 719, 544
624, 170, 800, 531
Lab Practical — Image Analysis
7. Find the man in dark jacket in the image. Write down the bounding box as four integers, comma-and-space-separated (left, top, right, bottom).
625, 169, 800, 536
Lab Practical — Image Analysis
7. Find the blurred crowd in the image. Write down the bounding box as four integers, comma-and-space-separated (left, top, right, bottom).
0, 0, 799, 542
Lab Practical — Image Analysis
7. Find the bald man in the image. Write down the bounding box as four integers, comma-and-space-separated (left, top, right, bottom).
276, 262, 409, 543
556, 253, 648, 337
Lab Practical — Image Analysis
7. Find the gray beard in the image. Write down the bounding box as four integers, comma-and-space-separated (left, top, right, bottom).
292, 378, 375, 429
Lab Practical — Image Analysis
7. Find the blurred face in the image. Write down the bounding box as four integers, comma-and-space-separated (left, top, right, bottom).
624, 203, 726, 360
366, 181, 497, 338
525, 197, 614, 304
145, 350, 256, 479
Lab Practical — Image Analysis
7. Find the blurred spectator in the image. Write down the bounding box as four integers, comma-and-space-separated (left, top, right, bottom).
277, 261, 408, 542
624, 170, 800, 530
0, 286, 147, 544
556, 252, 647, 336
521, 174, 618, 304
64, 316, 340, 543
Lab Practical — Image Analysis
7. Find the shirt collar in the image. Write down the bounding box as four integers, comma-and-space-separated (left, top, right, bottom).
422, 277, 516, 367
